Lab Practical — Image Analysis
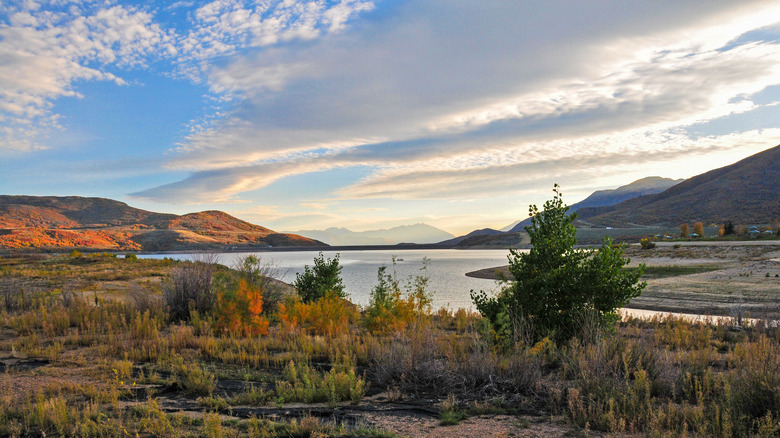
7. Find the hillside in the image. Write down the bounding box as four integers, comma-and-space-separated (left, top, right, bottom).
0, 196, 323, 252
508, 176, 683, 232
578, 144, 780, 227
570, 177, 683, 211
438, 228, 504, 246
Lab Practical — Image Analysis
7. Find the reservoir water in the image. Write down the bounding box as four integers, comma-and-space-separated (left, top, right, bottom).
140, 249, 751, 322
142, 249, 512, 309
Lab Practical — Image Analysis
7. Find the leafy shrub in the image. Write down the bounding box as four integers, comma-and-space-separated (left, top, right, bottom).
472, 185, 645, 345
278, 292, 359, 336
213, 279, 269, 336
364, 259, 434, 333
232, 255, 287, 315
640, 238, 656, 249
293, 252, 346, 303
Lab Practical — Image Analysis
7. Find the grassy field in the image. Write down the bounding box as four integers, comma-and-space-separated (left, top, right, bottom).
2, 254, 780, 437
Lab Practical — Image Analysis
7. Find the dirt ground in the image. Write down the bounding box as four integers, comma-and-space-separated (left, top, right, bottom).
624, 244, 780, 319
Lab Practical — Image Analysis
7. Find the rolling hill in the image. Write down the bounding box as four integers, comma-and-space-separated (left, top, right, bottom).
438, 228, 505, 246
0, 196, 323, 252
578, 144, 780, 227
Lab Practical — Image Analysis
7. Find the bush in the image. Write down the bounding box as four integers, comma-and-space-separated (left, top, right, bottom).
364, 259, 434, 333
232, 255, 286, 315
213, 279, 270, 336
293, 252, 346, 303
163, 254, 217, 322
472, 184, 645, 345
640, 238, 656, 249
278, 292, 359, 336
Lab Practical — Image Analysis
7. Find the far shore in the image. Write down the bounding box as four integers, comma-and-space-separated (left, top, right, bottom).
465, 242, 780, 320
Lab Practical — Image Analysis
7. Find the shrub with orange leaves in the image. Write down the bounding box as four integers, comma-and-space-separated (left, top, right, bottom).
278, 291, 359, 336
363, 259, 433, 334
213, 279, 269, 336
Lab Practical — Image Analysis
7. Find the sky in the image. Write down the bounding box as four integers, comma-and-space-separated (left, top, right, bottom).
1, 0, 780, 236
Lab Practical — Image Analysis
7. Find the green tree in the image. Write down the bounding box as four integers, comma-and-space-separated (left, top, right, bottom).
293, 252, 346, 303
471, 185, 645, 346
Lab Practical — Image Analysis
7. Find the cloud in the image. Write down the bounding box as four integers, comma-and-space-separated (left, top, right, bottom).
339, 129, 780, 200
174, 0, 374, 79
0, 0, 375, 152
300, 202, 328, 210
0, 1, 174, 151
4, 0, 780, 220
148, 0, 780, 204
130, 158, 347, 203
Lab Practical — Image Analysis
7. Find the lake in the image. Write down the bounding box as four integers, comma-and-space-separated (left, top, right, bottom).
141, 249, 514, 309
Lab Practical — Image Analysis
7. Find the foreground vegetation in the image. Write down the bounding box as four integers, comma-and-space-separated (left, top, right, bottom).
1, 253, 780, 437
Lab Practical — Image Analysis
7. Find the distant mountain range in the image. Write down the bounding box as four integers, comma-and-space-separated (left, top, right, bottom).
292, 224, 454, 246
576, 144, 780, 227
0, 196, 323, 252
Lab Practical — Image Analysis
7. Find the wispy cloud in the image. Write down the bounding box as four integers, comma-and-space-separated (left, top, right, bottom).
130, 158, 348, 203
151, 0, 780, 204
339, 129, 780, 200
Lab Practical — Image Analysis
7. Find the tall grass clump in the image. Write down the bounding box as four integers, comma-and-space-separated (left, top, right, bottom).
275, 359, 365, 405
163, 254, 217, 322
728, 335, 780, 434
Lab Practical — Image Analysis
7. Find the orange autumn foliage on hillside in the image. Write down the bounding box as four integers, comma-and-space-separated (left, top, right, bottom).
214, 279, 269, 336
0, 228, 141, 250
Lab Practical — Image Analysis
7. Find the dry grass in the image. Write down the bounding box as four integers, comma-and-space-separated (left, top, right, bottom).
2, 254, 780, 437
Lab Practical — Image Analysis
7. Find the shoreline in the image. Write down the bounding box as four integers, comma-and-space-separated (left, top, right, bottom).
464, 243, 780, 320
